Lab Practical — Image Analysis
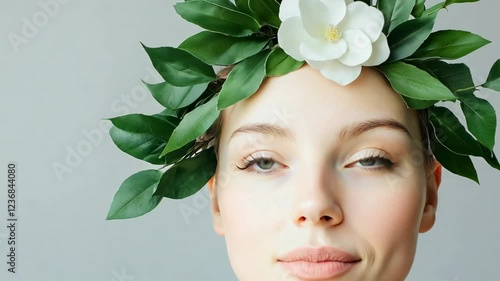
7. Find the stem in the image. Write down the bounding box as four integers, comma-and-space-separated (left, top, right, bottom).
454, 85, 478, 94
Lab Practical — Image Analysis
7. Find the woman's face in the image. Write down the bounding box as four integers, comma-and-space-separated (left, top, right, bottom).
208, 65, 440, 281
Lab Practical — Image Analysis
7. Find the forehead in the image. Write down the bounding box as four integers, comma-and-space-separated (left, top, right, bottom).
220, 65, 420, 143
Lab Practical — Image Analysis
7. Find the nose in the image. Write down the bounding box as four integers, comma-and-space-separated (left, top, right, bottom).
291, 166, 343, 227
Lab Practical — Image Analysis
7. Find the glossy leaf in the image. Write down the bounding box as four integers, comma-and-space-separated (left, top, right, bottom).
248, 0, 281, 28
178, 31, 269, 65
235, 0, 256, 17
161, 94, 220, 156
479, 144, 500, 171
217, 50, 271, 109
421, 2, 444, 17
386, 14, 436, 62
106, 170, 163, 220
155, 148, 217, 199
429, 106, 482, 156
144, 80, 208, 110
174, 0, 261, 37
188, 0, 238, 9
378, 0, 415, 34
483, 59, 500, 91
431, 139, 479, 184
412, 0, 426, 18
108, 114, 183, 164
377, 62, 456, 102
459, 93, 497, 150
400, 96, 438, 109
266, 47, 304, 77
142, 45, 216, 87
410, 30, 490, 61
411, 60, 474, 95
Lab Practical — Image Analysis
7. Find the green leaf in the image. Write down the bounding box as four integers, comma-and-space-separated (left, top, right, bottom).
431, 139, 479, 184
401, 96, 438, 109
155, 148, 217, 199
144, 80, 208, 110
266, 47, 304, 77
429, 106, 482, 156
444, 0, 479, 7
108, 114, 185, 165
410, 60, 474, 95
378, 0, 416, 34
483, 59, 500, 91
154, 108, 178, 118
178, 31, 269, 65
386, 14, 436, 62
479, 144, 500, 171
217, 50, 271, 109
235, 0, 256, 17
161, 94, 220, 156
142, 45, 216, 87
421, 2, 444, 17
410, 30, 490, 61
459, 93, 497, 150
412, 0, 426, 18
377, 62, 456, 102
248, 0, 281, 28
106, 170, 163, 220
187, 0, 238, 10
174, 0, 261, 37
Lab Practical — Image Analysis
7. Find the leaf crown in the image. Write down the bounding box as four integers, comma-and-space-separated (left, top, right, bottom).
106, 0, 500, 220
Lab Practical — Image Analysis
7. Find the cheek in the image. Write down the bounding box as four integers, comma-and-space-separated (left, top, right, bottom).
346, 177, 425, 276
217, 181, 283, 280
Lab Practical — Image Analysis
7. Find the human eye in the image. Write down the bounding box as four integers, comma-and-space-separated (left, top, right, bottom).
346, 149, 395, 171
235, 153, 285, 175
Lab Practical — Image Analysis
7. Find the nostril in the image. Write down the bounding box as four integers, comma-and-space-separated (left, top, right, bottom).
321, 216, 333, 222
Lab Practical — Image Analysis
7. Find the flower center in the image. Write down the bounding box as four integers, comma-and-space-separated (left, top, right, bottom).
324, 25, 342, 42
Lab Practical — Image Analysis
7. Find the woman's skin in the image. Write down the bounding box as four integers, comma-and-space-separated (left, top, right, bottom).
207, 64, 442, 281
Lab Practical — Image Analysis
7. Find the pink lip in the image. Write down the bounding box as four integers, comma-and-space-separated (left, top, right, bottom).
278, 247, 361, 280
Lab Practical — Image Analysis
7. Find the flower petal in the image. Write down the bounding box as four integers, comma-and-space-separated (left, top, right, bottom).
339, 1, 384, 42
300, 38, 347, 61
277, 17, 309, 61
319, 0, 347, 26
363, 34, 390, 66
299, 0, 329, 38
338, 29, 372, 66
279, 0, 300, 21
307, 60, 362, 86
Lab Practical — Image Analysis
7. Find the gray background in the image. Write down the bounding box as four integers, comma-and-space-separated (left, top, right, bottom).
1, 0, 499, 280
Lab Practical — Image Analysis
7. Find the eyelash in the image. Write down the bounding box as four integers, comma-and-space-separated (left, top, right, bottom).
351, 151, 395, 171
236, 154, 283, 175
236, 151, 394, 175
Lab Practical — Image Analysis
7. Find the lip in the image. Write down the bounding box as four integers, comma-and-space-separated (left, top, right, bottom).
277, 246, 361, 280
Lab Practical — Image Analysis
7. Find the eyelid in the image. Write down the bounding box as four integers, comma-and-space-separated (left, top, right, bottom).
345, 148, 393, 167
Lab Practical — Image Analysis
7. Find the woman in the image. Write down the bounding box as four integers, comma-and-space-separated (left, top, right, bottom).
106, 0, 499, 280
205, 64, 441, 281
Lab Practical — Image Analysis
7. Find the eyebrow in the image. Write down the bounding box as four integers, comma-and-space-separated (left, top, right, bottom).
228, 118, 412, 143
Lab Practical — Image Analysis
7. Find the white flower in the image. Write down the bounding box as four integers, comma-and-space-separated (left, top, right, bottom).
277, 0, 390, 86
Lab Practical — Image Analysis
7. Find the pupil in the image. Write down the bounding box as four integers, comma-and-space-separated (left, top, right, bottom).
258, 159, 274, 169
360, 158, 376, 166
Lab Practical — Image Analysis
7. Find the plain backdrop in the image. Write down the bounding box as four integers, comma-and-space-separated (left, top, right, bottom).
1, 0, 499, 280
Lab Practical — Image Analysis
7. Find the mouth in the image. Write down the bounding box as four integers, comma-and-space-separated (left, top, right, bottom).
277, 246, 361, 280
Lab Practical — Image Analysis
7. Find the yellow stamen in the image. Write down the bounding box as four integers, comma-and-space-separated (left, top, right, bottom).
324, 25, 342, 42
